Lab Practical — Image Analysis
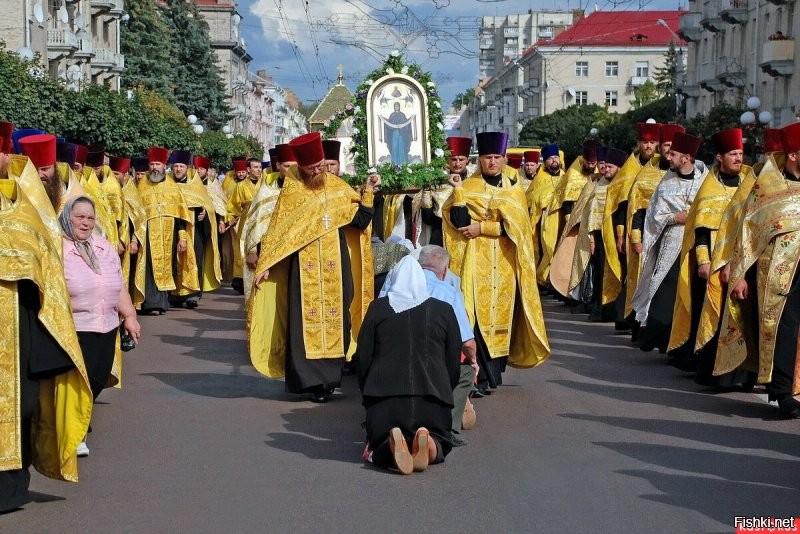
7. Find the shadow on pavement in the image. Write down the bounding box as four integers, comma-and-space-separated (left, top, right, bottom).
156, 334, 249, 369
144, 372, 286, 400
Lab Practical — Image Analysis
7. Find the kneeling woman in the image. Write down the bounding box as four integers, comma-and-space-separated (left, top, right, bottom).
60, 195, 141, 456
356, 256, 461, 474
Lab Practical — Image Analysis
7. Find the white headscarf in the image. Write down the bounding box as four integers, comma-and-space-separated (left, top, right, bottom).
379, 255, 430, 313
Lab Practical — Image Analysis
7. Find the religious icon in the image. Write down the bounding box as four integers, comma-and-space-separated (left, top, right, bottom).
366, 75, 430, 166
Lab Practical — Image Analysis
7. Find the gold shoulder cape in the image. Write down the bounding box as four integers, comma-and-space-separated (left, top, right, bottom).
247, 171, 373, 378
716, 156, 800, 393
550, 178, 597, 297
0, 179, 92, 483
83, 167, 124, 247
7, 155, 63, 254
175, 170, 222, 294
668, 165, 755, 352
443, 169, 550, 368
601, 153, 642, 303
206, 175, 229, 217
55, 162, 89, 215
624, 160, 667, 317
525, 166, 564, 277
133, 176, 194, 307
241, 179, 282, 300
538, 157, 589, 283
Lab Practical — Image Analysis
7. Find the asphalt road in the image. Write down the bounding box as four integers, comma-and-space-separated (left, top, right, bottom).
3, 288, 798, 533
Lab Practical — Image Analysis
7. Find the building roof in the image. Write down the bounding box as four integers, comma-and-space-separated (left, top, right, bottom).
538, 10, 686, 48
308, 81, 354, 126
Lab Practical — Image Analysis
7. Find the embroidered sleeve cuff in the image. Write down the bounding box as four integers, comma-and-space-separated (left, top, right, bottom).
615, 225, 625, 238
629, 229, 642, 244
480, 221, 502, 237
360, 189, 374, 208
452, 188, 466, 206
696, 245, 711, 265
178, 230, 188, 241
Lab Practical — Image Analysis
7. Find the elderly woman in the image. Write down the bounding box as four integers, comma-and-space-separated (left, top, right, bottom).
60, 195, 141, 456
356, 256, 461, 474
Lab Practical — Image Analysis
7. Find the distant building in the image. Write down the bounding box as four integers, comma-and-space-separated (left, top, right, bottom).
308, 69, 354, 133
470, 10, 686, 147
0, 0, 125, 90
478, 10, 579, 79
678, 0, 798, 126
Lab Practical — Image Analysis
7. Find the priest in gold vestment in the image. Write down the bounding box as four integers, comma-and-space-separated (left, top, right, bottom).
443, 132, 550, 394
226, 157, 262, 294
250, 132, 375, 404
0, 175, 93, 512
525, 143, 565, 285
718, 123, 800, 419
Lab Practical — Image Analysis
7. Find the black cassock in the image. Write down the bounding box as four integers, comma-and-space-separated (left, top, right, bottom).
283, 204, 373, 395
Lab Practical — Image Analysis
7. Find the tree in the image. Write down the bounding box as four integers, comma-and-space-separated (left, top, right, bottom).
451, 88, 475, 110
120, 0, 176, 98
684, 102, 742, 162
653, 41, 681, 96
161, 0, 230, 129
198, 130, 263, 169
297, 100, 320, 119
519, 104, 610, 162
630, 80, 662, 110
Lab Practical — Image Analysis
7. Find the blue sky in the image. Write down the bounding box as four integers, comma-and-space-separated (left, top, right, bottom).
239, 0, 682, 107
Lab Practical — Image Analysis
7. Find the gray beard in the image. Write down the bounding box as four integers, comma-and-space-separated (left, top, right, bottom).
148, 171, 165, 183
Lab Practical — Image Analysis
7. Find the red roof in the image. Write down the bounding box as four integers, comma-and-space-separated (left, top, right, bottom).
539, 10, 686, 48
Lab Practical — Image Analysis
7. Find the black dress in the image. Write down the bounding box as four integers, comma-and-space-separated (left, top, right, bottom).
357, 297, 462, 467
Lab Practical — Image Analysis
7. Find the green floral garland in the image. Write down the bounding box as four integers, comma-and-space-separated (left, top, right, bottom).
322, 51, 448, 191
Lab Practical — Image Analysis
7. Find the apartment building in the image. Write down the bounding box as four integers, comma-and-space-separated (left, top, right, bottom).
678, 0, 798, 126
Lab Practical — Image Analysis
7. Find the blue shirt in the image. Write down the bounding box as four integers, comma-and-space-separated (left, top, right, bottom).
422, 269, 474, 343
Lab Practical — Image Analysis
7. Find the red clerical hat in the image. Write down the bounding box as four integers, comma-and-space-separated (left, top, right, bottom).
712, 128, 743, 155
0, 122, 12, 153
446, 136, 472, 158
194, 155, 211, 170
637, 122, 661, 142
108, 155, 131, 174
288, 132, 325, 167
274, 143, 296, 164
86, 149, 105, 168
19, 134, 57, 168
671, 132, 703, 158
148, 146, 169, 164
762, 128, 783, 154
781, 122, 800, 154
232, 157, 247, 172
322, 140, 341, 161
660, 124, 685, 145
75, 144, 88, 166
524, 150, 540, 163
506, 154, 523, 168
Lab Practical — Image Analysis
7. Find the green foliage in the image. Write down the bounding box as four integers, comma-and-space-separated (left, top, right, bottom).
452, 88, 475, 110
198, 130, 263, 169
630, 80, 662, 110
519, 104, 609, 162
653, 41, 680, 96
684, 102, 743, 162
0, 45, 248, 158
120, 0, 176, 98
321, 52, 448, 191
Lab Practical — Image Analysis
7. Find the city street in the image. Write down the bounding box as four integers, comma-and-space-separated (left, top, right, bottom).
3, 287, 798, 533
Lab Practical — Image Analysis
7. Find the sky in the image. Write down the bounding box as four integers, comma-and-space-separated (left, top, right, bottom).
239, 0, 682, 108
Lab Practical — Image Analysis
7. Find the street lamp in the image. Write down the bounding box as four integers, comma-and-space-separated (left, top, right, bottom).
740, 96, 772, 162
187, 114, 198, 125
222, 125, 232, 135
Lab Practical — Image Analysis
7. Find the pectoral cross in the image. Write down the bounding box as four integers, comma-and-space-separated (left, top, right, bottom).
322, 213, 331, 229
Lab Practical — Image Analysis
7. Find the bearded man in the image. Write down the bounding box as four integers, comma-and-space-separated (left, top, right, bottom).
249, 132, 376, 403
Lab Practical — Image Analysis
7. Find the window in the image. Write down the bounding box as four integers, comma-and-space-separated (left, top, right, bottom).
605, 61, 618, 77
635, 61, 649, 78
575, 61, 588, 77
576, 91, 588, 105
605, 91, 618, 106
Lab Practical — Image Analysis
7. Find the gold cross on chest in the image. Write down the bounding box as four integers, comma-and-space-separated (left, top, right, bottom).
322, 213, 332, 229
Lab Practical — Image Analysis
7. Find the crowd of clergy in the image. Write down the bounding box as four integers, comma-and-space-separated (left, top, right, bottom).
2, 109, 800, 495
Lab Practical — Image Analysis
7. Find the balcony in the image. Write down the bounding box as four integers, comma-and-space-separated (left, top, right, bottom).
700, 1, 725, 32
699, 61, 724, 92
90, 0, 113, 9
630, 76, 653, 87
677, 83, 701, 98
503, 47, 519, 57
766, 0, 788, 5
91, 47, 124, 72
719, 0, 748, 24
503, 26, 519, 38
73, 38, 94, 59
47, 29, 79, 60
109, 0, 124, 15
760, 38, 794, 77
678, 12, 704, 41
538, 27, 554, 39
716, 57, 746, 87
479, 39, 494, 49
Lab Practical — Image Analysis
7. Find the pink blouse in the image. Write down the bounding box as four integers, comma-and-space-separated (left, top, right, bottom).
63, 235, 124, 333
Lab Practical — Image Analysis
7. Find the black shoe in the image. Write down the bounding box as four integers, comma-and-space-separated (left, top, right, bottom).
310, 387, 334, 404
777, 396, 800, 420
449, 431, 467, 447
185, 299, 199, 309
470, 385, 486, 398
231, 278, 244, 295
